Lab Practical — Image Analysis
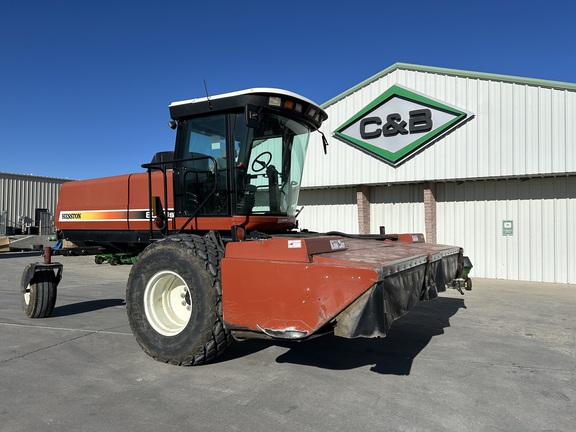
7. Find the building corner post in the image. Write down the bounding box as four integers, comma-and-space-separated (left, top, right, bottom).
423, 181, 437, 243
357, 185, 371, 234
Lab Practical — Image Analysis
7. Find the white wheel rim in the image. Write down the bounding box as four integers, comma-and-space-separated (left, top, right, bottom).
24, 284, 31, 305
144, 270, 192, 336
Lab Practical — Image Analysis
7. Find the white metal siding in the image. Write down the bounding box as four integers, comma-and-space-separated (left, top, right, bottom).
370, 184, 425, 235
297, 184, 425, 236
297, 188, 358, 233
0, 173, 70, 230
303, 68, 576, 188
437, 177, 576, 284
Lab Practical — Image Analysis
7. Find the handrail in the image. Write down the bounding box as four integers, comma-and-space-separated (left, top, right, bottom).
141, 155, 220, 238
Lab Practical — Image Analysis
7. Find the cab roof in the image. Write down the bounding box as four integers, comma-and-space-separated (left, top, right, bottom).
168, 88, 327, 131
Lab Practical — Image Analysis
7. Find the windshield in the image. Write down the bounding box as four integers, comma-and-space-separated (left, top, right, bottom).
234, 111, 310, 216
174, 110, 311, 219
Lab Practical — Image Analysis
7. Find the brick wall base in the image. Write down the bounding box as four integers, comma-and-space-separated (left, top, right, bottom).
423, 181, 437, 244
356, 185, 371, 234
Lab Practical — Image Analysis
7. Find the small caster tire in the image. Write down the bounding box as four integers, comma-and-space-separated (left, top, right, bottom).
21, 265, 58, 318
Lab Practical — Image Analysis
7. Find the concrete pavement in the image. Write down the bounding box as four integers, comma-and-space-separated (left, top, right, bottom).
1, 254, 574, 431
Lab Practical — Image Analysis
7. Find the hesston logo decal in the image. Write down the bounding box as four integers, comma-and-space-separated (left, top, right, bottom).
333, 85, 473, 167
58, 209, 174, 222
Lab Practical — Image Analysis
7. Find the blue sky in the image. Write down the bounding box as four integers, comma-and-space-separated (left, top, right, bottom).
1, 0, 575, 180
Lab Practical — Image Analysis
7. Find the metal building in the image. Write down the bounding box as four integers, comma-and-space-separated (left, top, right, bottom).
0, 172, 72, 235
298, 63, 576, 284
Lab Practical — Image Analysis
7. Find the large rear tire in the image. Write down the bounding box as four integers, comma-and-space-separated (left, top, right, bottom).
21, 265, 58, 318
126, 233, 232, 366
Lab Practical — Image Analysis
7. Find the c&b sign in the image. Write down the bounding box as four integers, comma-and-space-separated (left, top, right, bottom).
334, 85, 472, 167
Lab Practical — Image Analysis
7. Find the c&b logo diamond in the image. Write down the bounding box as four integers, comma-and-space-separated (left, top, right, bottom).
334, 85, 472, 167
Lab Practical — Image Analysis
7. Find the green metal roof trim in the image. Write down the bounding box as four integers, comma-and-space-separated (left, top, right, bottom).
322, 63, 576, 108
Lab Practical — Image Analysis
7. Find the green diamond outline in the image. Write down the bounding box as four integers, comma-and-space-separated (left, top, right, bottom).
333, 85, 469, 166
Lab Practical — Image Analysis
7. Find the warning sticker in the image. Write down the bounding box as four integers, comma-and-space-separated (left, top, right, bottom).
288, 240, 302, 249
330, 239, 346, 250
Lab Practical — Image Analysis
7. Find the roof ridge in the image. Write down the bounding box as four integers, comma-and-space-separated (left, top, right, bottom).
322, 62, 576, 108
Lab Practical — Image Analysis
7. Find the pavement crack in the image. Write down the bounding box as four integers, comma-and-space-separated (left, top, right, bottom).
1, 331, 96, 364
0, 322, 133, 365
0, 322, 131, 335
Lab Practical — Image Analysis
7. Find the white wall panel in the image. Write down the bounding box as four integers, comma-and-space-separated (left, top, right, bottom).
303, 65, 576, 188
297, 188, 358, 233
370, 184, 424, 235
299, 64, 576, 284
298, 185, 425, 236
437, 177, 576, 284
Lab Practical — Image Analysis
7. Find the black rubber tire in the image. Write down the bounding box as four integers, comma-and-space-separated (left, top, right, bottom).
126, 233, 232, 366
464, 277, 473, 291
110, 257, 119, 266
95, 256, 104, 264
20, 265, 57, 318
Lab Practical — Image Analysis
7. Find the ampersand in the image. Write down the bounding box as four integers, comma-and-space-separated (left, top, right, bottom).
382, 113, 408, 137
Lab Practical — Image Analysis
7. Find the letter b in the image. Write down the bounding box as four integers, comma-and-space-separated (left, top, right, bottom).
409, 109, 432, 133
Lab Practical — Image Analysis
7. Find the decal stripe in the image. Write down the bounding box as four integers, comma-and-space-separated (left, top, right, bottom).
58, 209, 173, 222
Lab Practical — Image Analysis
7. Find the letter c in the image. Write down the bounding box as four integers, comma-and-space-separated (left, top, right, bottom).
360, 117, 382, 139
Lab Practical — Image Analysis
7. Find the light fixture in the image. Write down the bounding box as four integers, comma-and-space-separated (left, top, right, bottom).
268, 96, 281, 107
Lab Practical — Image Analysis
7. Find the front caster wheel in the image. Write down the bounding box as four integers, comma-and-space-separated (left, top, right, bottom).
21, 265, 58, 318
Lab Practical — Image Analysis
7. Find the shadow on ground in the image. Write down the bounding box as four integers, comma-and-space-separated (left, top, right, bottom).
51, 299, 125, 317
219, 297, 466, 375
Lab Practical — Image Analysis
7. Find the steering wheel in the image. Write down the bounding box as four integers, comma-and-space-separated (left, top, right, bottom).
251, 151, 272, 172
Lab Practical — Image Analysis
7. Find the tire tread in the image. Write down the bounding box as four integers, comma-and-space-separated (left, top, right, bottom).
127, 232, 232, 366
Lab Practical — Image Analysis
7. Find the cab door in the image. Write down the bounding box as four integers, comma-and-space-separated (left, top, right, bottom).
173, 114, 231, 218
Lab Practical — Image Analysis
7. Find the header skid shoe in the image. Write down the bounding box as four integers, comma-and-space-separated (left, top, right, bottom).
221, 235, 464, 340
